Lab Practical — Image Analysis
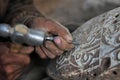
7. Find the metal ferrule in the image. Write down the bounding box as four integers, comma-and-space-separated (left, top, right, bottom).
11, 24, 46, 46
26, 29, 45, 46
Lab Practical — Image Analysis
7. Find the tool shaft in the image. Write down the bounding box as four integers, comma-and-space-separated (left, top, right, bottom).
0, 24, 54, 46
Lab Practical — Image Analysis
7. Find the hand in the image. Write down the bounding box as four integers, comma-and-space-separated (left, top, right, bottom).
29, 17, 74, 59
0, 42, 34, 80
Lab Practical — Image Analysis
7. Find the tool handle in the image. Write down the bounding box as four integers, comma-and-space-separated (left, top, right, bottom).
10, 24, 46, 46
0, 24, 54, 46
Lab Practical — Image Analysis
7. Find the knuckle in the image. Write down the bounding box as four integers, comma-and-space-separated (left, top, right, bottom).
35, 47, 40, 53
49, 55, 56, 59
55, 50, 63, 55
66, 46, 74, 51
48, 53, 56, 59
40, 55, 46, 59
39, 52, 46, 59
45, 44, 50, 49
45, 41, 51, 48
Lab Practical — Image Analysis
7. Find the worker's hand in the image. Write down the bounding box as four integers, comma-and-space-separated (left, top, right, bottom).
29, 17, 74, 59
0, 42, 33, 80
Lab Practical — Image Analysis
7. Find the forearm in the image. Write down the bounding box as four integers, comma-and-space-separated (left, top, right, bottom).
6, 0, 44, 26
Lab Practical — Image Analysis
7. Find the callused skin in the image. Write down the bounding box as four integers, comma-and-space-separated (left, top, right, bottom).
47, 7, 120, 80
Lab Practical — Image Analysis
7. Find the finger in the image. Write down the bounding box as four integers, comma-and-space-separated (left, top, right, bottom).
1, 53, 30, 65
4, 64, 24, 80
45, 41, 64, 56
19, 46, 34, 54
10, 43, 22, 53
4, 64, 23, 75
45, 20, 73, 43
54, 37, 74, 51
35, 46, 47, 59
10, 44, 34, 54
41, 45, 56, 59
0, 43, 9, 54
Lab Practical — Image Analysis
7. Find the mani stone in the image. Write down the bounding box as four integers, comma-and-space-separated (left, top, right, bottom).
47, 7, 120, 80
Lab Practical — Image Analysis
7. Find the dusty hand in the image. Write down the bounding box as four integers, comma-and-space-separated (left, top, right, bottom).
0, 42, 34, 80
29, 17, 74, 59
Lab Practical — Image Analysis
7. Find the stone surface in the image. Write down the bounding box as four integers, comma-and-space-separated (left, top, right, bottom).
47, 7, 120, 80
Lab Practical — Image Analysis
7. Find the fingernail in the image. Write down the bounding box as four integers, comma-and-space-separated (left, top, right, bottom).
66, 35, 73, 43
54, 37, 61, 44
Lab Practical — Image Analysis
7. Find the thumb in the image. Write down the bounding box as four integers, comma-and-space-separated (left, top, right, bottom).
54, 37, 74, 51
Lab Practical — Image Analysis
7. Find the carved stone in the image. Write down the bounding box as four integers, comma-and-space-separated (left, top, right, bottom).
47, 7, 120, 80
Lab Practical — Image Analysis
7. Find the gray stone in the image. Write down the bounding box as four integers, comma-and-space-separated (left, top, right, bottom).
47, 7, 120, 80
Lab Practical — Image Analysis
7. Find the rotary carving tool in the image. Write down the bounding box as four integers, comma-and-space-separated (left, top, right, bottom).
0, 24, 54, 46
